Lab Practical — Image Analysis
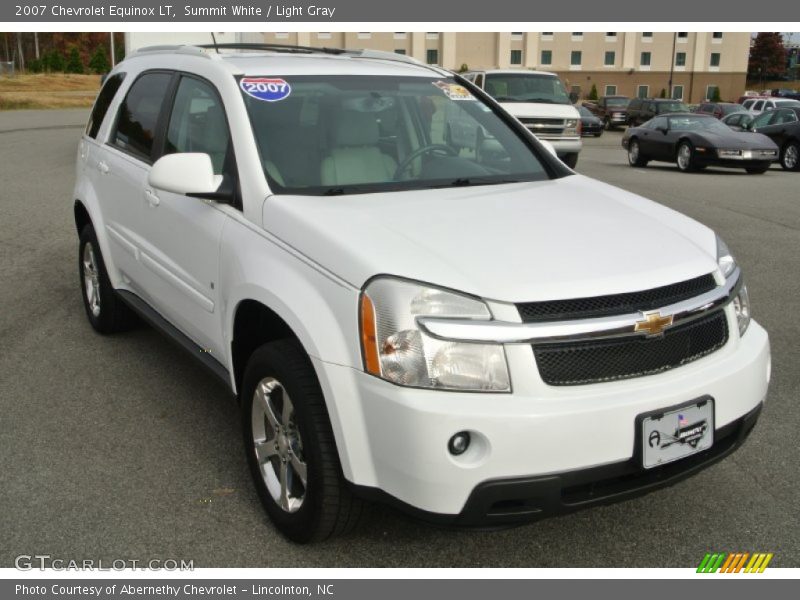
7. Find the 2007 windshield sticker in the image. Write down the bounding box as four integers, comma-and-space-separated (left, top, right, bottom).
240, 77, 292, 102
432, 81, 475, 101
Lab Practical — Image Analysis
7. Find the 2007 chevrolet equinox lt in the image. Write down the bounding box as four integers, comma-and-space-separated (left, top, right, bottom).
73, 44, 770, 542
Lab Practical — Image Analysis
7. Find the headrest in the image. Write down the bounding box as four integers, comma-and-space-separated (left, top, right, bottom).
333, 111, 379, 147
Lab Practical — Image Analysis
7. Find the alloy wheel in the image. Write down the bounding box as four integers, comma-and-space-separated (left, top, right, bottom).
82, 242, 101, 317
677, 144, 692, 170
785, 144, 799, 169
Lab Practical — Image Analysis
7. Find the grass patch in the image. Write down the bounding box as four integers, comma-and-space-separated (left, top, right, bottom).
0, 74, 100, 109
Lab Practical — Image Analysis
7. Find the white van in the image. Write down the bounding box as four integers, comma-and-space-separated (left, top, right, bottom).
463, 70, 582, 167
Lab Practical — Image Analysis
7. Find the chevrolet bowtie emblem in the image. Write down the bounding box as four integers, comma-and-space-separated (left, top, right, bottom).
634, 312, 674, 336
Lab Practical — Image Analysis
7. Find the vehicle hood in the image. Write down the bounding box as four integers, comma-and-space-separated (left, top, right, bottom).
694, 131, 778, 150
500, 102, 580, 120
262, 175, 719, 303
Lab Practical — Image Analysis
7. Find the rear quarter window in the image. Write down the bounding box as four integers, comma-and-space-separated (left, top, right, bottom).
86, 73, 125, 139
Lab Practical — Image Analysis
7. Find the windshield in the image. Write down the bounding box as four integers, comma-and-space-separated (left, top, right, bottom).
721, 104, 744, 115
656, 101, 690, 114
605, 97, 629, 107
240, 76, 552, 195
668, 115, 735, 134
483, 73, 571, 104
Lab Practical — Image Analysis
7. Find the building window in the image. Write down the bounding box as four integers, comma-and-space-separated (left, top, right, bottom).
426, 49, 439, 65
604, 51, 615, 66
642, 32, 653, 38
605, 84, 618, 96
710, 53, 721, 67
426, 32, 439, 40
706, 85, 720, 100
606, 32, 617, 38
677, 32, 688, 42
637, 85, 649, 99
672, 85, 684, 100
713, 32, 723, 39
393, 32, 407, 39
540, 50, 552, 65
510, 50, 523, 65
395, 49, 406, 55
317, 32, 331, 40
511, 32, 523, 40
571, 32, 583, 41
357, 32, 371, 39
675, 52, 686, 67
640, 52, 651, 66
571, 51, 582, 66
541, 32, 554, 39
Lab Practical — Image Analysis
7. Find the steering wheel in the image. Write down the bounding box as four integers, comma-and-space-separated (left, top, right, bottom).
394, 144, 458, 180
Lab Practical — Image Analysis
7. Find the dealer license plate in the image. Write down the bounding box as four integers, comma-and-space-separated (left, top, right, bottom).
742, 150, 753, 159
641, 399, 714, 469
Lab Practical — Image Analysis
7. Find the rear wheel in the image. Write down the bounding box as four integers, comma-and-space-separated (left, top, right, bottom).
780, 141, 799, 171
78, 224, 136, 334
561, 153, 579, 169
242, 340, 363, 543
676, 141, 697, 172
627, 139, 648, 167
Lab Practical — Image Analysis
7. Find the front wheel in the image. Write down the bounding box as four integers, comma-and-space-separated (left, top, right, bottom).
242, 340, 363, 543
780, 141, 799, 171
627, 139, 648, 167
676, 141, 697, 172
561, 153, 579, 169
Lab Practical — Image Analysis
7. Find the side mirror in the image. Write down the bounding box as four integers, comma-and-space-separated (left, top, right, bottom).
656, 125, 669, 134
148, 153, 222, 196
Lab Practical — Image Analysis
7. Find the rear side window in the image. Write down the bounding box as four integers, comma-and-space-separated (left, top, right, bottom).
112, 72, 173, 161
86, 73, 125, 139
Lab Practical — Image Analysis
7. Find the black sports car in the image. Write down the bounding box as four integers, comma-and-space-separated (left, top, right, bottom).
578, 105, 603, 137
621, 113, 778, 174
751, 106, 800, 171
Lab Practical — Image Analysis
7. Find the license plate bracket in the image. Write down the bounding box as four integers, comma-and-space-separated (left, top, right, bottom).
638, 396, 714, 469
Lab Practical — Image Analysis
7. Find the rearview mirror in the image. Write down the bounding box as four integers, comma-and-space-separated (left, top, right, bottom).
148, 153, 222, 196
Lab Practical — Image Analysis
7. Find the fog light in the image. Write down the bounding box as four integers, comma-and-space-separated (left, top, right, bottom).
448, 432, 471, 456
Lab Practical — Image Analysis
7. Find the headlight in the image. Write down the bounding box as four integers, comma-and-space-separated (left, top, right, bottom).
564, 118, 579, 135
360, 278, 510, 392
732, 284, 751, 336
717, 149, 743, 158
715, 235, 737, 279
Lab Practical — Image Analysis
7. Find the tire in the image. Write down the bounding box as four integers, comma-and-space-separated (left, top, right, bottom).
78, 224, 136, 334
627, 138, 648, 167
242, 340, 363, 543
594, 130, 603, 137
780, 141, 800, 171
604, 117, 611, 131
561, 153, 579, 169
745, 164, 770, 175
676, 141, 697, 172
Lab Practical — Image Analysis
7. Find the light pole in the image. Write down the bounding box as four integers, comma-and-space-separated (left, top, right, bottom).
668, 32, 677, 99
110, 32, 115, 67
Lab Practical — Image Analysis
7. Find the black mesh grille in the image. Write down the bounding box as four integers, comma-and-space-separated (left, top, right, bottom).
533, 310, 729, 386
517, 274, 717, 323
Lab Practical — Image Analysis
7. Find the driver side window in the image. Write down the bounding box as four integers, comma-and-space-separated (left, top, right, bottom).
164, 76, 231, 175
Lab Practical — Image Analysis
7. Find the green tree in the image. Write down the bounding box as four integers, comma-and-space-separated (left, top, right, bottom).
88, 45, 110, 74
659, 88, 667, 98
748, 32, 786, 79
44, 49, 65, 72
710, 87, 722, 102
458, 63, 469, 73
65, 46, 84, 74
588, 83, 598, 100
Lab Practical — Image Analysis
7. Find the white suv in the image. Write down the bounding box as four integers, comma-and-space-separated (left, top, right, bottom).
74, 44, 769, 543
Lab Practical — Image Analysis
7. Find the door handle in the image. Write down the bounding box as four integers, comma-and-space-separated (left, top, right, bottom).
97, 161, 110, 174
144, 189, 160, 207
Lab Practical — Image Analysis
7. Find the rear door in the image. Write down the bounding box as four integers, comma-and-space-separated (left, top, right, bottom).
95, 71, 174, 294
133, 74, 233, 360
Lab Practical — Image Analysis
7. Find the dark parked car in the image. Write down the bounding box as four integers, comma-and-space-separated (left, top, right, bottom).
693, 102, 745, 119
621, 113, 778, 174
751, 106, 800, 171
722, 111, 755, 132
626, 98, 691, 126
577, 105, 603, 137
582, 95, 630, 129
770, 88, 800, 100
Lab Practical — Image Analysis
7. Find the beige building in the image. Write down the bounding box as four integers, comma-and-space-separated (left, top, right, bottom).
258, 32, 751, 103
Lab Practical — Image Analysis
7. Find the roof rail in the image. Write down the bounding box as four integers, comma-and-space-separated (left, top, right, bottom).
127, 44, 209, 59
196, 42, 348, 55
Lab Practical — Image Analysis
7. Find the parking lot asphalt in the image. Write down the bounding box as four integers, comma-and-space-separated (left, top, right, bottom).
1, 110, 799, 568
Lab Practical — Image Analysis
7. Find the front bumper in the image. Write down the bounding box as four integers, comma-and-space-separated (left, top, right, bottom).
537, 137, 582, 156
314, 317, 769, 520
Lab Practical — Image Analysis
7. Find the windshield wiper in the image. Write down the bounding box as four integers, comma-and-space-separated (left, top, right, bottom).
323, 187, 346, 196
447, 177, 523, 187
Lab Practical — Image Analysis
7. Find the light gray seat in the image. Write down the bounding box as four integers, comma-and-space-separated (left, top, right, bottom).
320, 111, 397, 186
